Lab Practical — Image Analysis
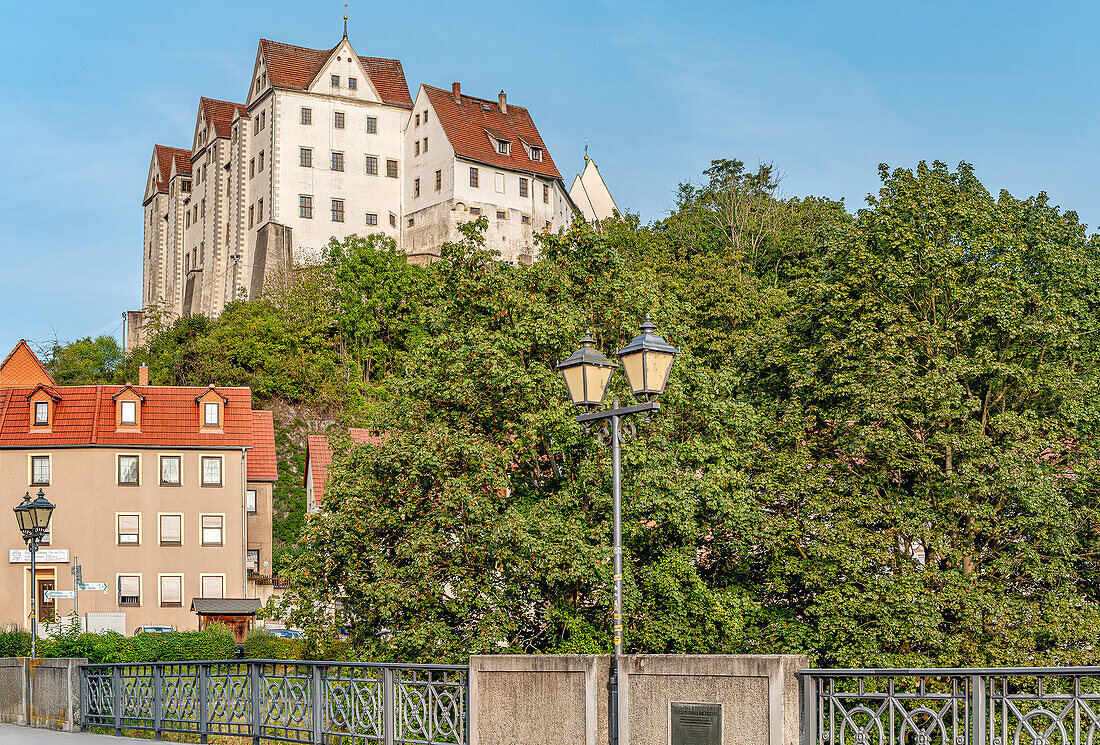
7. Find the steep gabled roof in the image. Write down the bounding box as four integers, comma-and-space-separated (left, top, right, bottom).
248, 410, 278, 482
0, 340, 55, 389
305, 427, 384, 507
151, 145, 192, 195
200, 97, 247, 139
423, 85, 561, 180
258, 38, 413, 108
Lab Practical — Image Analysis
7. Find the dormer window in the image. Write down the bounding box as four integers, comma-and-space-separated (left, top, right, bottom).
34, 402, 48, 426
497, 140, 510, 155
120, 400, 137, 425
113, 385, 145, 429
204, 402, 220, 427
530, 147, 542, 162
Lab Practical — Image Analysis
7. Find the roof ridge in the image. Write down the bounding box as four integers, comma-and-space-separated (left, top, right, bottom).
423, 84, 530, 111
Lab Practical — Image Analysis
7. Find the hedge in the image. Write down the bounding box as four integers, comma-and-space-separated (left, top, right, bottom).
0, 622, 237, 663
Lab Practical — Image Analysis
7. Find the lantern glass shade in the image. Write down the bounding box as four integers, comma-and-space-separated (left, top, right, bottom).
14, 490, 54, 538
616, 317, 679, 401
557, 334, 616, 410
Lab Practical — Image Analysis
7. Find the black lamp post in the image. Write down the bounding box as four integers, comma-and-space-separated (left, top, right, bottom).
14, 489, 56, 659
557, 317, 678, 745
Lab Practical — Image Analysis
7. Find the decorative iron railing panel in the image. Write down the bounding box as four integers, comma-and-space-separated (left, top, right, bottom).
800, 667, 1100, 745
81, 660, 468, 745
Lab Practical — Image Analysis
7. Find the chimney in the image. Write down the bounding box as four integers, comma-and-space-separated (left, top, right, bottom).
138, 364, 149, 387
452, 81, 461, 102
498, 90, 507, 114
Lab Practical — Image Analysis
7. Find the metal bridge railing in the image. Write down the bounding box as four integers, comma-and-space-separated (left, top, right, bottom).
799, 667, 1100, 745
80, 659, 468, 745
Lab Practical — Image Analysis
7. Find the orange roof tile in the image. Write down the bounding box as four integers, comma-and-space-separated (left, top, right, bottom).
0, 384, 259, 449
200, 97, 247, 139
305, 428, 383, 506
248, 410, 278, 481
424, 85, 561, 180
259, 38, 413, 108
0, 340, 55, 389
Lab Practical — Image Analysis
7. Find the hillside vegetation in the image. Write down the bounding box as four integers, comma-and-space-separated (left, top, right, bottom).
47, 160, 1100, 667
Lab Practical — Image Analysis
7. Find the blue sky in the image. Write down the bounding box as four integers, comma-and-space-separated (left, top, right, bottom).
2, 0, 1099, 355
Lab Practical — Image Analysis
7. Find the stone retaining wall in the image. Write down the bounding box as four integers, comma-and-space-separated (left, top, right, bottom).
0, 657, 85, 731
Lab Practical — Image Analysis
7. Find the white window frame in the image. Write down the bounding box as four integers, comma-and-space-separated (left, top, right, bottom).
116, 513, 141, 546
200, 573, 226, 598
158, 513, 183, 546
117, 453, 140, 485
201, 456, 223, 487
204, 402, 220, 427
160, 454, 182, 486
158, 573, 184, 607
29, 454, 50, 486
246, 488, 257, 514
201, 514, 225, 546
33, 401, 48, 425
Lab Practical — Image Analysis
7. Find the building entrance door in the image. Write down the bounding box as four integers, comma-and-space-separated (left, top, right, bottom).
38, 579, 55, 623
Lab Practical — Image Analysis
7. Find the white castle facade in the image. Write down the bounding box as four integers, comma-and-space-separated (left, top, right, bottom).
138, 33, 617, 337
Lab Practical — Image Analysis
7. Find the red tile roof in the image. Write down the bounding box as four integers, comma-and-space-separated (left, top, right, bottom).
423, 85, 562, 180
200, 97, 247, 139
305, 428, 383, 506
259, 39, 413, 108
0, 384, 261, 449
248, 410, 278, 481
151, 145, 192, 194
0, 340, 55, 389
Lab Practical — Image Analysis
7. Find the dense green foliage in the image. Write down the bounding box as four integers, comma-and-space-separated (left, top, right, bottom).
242, 630, 305, 660
0, 623, 237, 663
48, 159, 1100, 667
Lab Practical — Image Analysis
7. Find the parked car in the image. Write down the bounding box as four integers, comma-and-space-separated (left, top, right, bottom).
134, 626, 173, 634
268, 628, 303, 639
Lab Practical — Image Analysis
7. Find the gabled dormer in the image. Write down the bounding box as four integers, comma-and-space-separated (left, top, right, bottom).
113, 385, 146, 431
197, 386, 229, 432
27, 384, 61, 431
246, 43, 272, 107
485, 128, 512, 156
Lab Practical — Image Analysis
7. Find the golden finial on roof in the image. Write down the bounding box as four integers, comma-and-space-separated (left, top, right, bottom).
343, 3, 349, 37
584, 138, 589, 162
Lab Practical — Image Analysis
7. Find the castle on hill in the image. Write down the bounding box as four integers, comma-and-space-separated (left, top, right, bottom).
135, 30, 618, 347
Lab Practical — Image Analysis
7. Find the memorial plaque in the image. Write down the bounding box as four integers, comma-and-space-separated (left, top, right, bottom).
670, 702, 722, 745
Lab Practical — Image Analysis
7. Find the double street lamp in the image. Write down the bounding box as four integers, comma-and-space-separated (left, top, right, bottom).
557, 318, 678, 745
13, 489, 56, 659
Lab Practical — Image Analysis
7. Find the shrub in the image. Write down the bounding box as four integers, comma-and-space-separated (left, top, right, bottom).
0, 624, 31, 657
243, 630, 304, 660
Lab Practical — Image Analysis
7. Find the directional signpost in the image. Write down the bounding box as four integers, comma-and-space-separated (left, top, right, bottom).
77, 583, 108, 592
44, 590, 74, 600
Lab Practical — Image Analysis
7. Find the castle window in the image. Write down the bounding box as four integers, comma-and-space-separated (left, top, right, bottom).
497, 140, 510, 155
348, 77, 357, 90
389, 212, 397, 227
259, 150, 265, 171
497, 210, 506, 220
414, 141, 420, 156
331, 74, 340, 87
300, 147, 312, 167
435, 170, 442, 192
366, 117, 377, 134
299, 195, 313, 219
334, 111, 345, 129
519, 178, 528, 198
258, 198, 263, 221
522, 215, 530, 225
386, 160, 398, 178
407, 217, 414, 227
415, 114, 420, 126
543, 184, 549, 204
365, 213, 378, 226
470, 167, 479, 188
414, 178, 420, 198
301, 107, 312, 125
34, 401, 48, 425
260, 111, 265, 130
249, 205, 254, 228
331, 152, 344, 172
332, 199, 345, 222
365, 155, 378, 175
423, 110, 429, 124
470, 207, 481, 216
249, 159, 255, 179
423, 137, 428, 152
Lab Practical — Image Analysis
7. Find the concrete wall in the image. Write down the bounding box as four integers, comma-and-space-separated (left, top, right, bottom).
0, 657, 85, 731
469, 654, 810, 745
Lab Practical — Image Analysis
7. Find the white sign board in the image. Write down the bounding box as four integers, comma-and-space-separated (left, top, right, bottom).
9, 549, 69, 563
77, 582, 108, 593
44, 590, 75, 600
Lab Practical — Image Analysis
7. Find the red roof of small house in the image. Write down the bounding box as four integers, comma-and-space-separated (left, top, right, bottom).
200, 97, 247, 138
259, 39, 413, 108
423, 85, 561, 180
305, 428, 384, 506
152, 145, 192, 193
248, 410, 278, 481
0, 340, 55, 389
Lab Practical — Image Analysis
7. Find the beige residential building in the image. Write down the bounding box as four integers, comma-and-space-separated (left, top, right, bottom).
134, 32, 599, 346
0, 342, 277, 634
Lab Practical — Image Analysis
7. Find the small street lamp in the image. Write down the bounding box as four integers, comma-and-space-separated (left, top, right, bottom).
557, 317, 678, 745
14, 489, 56, 659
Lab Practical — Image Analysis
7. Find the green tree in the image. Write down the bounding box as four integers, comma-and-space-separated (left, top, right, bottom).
43, 335, 123, 384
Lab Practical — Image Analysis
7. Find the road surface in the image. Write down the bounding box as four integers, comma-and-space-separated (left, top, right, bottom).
0, 724, 143, 744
